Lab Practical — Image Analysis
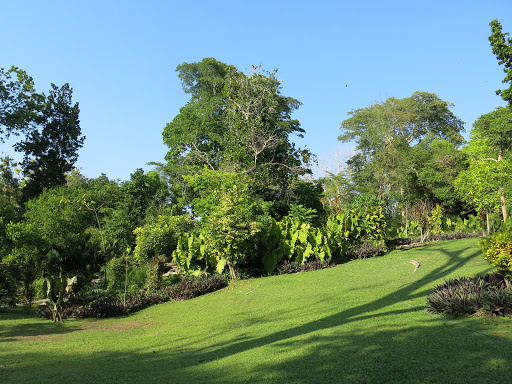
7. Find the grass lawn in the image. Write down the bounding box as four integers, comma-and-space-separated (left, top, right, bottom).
2, 237, 512, 383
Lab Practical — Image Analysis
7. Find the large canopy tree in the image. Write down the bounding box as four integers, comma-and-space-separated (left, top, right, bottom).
338, 92, 465, 204
162, 58, 313, 217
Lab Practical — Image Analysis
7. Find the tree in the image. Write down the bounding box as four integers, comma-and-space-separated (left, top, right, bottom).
489, 20, 512, 104
15, 83, 84, 200
413, 139, 467, 213
162, 58, 312, 217
338, 92, 465, 203
0, 66, 43, 142
459, 106, 512, 222
454, 160, 512, 234
175, 168, 271, 278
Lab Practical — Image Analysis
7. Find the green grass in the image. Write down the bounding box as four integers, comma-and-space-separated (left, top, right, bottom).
2, 237, 512, 383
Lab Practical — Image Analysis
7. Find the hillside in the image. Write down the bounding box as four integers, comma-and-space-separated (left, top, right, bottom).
2, 237, 512, 383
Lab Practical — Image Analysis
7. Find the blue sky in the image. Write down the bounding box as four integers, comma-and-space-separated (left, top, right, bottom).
1, 0, 511, 181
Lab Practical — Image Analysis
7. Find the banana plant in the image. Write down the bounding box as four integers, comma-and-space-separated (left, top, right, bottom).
45, 274, 77, 322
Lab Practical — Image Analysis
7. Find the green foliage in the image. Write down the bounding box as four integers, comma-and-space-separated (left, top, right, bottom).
414, 139, 467, 212
480, 229, 512, 280
276, 218, 331, 266
454, 160, 512, 225
489, 20, 512, 104
287, 204, 317, 224
8, 184, 100, 276
0, 156, 21, 259
172, 232, 208, 276
174, 169, 271, 278
0, 66, 44, 141
145, 256, 166, 292
427, 273, 512, 316
44, 274, 77, 322
339, 92, 464, 201
104, 252, 147, 296
201, 185, 263, 279
162, 58, 311, 217
133, 214, 194, 262
0, 265, 17, 307
15, 83, 84, 201
325, 206, 387, 260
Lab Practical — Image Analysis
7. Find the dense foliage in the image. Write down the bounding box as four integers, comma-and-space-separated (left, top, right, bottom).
2, 20, 512, 320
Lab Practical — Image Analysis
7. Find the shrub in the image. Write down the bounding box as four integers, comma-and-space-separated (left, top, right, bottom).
167, 274, 228, 301
277, 258, 332, 275
0, 265, 17, 308
479, 229, 512, 280
55, 274, 228, 320
343, 245, 387, 261
427, 273, 512, 316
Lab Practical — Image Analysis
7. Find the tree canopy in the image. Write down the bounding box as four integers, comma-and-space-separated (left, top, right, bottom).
338, 92, 465, 202
15, 83, 85, 200
162, 58, 313, 217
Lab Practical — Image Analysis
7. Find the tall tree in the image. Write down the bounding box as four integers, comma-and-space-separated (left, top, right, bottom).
162, 58, 312, 217
15, 83, 84, 200
338, 92, 465, 202
489, 20, 512, 104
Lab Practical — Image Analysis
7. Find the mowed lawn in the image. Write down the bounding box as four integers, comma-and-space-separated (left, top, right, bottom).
2, 237, 512, 383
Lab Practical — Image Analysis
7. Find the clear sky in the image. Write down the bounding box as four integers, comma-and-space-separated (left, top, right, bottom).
1, 0, 511, 181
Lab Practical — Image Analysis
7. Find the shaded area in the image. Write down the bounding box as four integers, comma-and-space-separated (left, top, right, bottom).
3, 240, 510, 383
0, 308, 80, 343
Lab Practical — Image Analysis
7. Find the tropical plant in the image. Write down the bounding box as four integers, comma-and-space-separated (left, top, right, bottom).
479, 228, 512, 282
44, 274, 77, 322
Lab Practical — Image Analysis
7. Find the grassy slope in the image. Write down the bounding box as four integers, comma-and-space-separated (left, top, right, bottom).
2, 237, 512, 383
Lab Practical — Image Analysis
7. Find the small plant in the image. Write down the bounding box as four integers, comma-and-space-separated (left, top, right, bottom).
427, 273, 512, 316
428, 205, 443, 234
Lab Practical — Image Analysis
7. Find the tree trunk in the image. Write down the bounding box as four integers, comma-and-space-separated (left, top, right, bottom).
500, 187, 508, 222
498, 151, 508, 222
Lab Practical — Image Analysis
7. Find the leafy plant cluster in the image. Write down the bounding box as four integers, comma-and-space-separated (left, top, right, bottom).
39, 273, 228, 320
427, 273, 512, 316
480, 228, 512, 280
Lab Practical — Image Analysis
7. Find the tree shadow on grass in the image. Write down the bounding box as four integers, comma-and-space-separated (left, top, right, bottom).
3, 320, 511, 384
4, 241, 510, 383
0, 306, 80, 342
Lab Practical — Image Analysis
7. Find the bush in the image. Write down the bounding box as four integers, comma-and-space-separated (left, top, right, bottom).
277, 258, 332, 275
343, 245, 387, 261
44, 273, 229, 320
480, 229, 512, 280
426, 273, 512, 316
167, 274, 228, 301
0, 265, 17, 308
